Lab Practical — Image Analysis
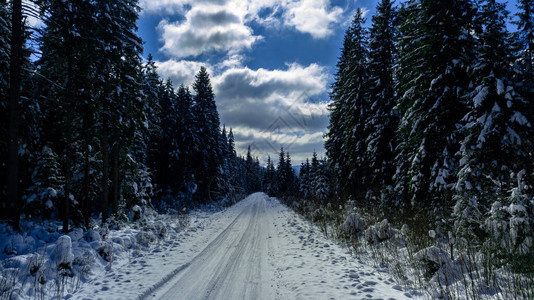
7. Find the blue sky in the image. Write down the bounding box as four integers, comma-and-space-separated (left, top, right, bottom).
136, 0, 520, 164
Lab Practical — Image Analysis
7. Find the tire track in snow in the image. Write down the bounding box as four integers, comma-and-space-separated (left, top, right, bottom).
153, 194, 275, 300
142, 193, 273, 299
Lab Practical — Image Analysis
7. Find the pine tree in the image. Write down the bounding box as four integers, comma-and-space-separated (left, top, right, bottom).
6, 0, 23, 230
225, 128, 243, 198
299, 159, 312, 199
325, 9, 369, 200
455, 0, 533, 246
227, 128, 236, 156
264, 156, 277, 196
513, 0, 534, 185
514, 0, 534, 72
143, 55, 164, 192
365, 0, 399, 202
284, 152, 296, 196
314, 158, 332, 203
36, 0, 147, 226
245, 146, 257, 193
0, 2, 10, 218
155, 80, 178, 192
277, 147, 287, 196
395, 0, 475, 209
191, 66, 222, 202
23, 146, 65, 219
37, 0, 101, 230
457, 0, 531, 200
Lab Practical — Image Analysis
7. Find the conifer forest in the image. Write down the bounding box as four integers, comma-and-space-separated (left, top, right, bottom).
1, 0, 534, 299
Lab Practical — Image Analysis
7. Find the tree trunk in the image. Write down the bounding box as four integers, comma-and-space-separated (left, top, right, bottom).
6, 0, 22, 231
63, 168, 70, 233
112, 144, 119, 216
101, 119, 110, 224
82, 140, 90, 228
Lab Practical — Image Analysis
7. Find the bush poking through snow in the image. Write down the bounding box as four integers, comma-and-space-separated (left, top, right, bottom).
136, 231, 156, 248
55, 236, 73, 277
342, 214, 363, 237
364, 219, 396, 244
97, 243, 113, 263
0, 209, 191, 300
132, 205, 142, 221
413, 246, 452, 280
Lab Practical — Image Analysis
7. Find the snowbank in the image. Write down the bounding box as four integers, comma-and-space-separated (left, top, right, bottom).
0, 207, 190, 300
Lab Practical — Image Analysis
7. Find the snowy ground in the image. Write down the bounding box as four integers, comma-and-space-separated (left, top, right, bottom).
72, 193, 417, 299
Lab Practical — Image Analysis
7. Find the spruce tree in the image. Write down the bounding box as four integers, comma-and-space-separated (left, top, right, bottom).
395, 0, 475, 209
299, 159, 312, 199
192, 67, 222, 202
325, 9, 369, 200
513, 0, 534, 185
264, 156, 277, 196
365, 0, 399, 202
277, 147, 287, 195
515, 0, 534, 72
23, 146, 65, 220
455, 0, 533, 245
37, 0, 101, 230
0, 2, 9, 218
284, 152, 296, 196
314, 158, 332, 203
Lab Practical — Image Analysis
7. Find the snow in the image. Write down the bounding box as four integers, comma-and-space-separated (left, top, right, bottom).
473, 86, 489, 107
55, 235, 74, 267
496, 78, 505, 95
0, 193, 420, 299
72, 193, 414, 299
510, 111, 530, 126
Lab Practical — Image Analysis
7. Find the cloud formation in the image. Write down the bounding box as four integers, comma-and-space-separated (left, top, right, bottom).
214, 63, 329, 129
155, 59, 211, 87
283, 0, 344, 39
143, 0, 345, 58
139, 0, 228, 15
157, 5, 261, 58
213, 63, 331, 161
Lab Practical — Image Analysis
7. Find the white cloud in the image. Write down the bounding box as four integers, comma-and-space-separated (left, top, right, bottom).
212, 63, 331, 159
233, 127, 326, 163
155, 59, 212, 87
283, 0, 344, 38
144, 0, 344, 58
157, 5, 261, 58
139, 0, 228, 15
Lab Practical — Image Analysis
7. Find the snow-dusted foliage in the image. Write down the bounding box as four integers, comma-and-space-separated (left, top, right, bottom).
485, 172, 533, 256
23, 146, 64, 220
395, 0, 475, 207
342, 213, 364, 236
55, 235, 74, 275
364, 219, 398, 244
0, 207, 190, 299
413, 246, 453, 280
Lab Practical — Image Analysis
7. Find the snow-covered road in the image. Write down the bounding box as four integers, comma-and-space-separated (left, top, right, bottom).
154, 193, 277, 299
74, 193, 416, 299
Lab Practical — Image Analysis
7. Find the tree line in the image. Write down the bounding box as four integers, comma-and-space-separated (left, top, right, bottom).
324, 0, 533, 262
0, 0, 263, 232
